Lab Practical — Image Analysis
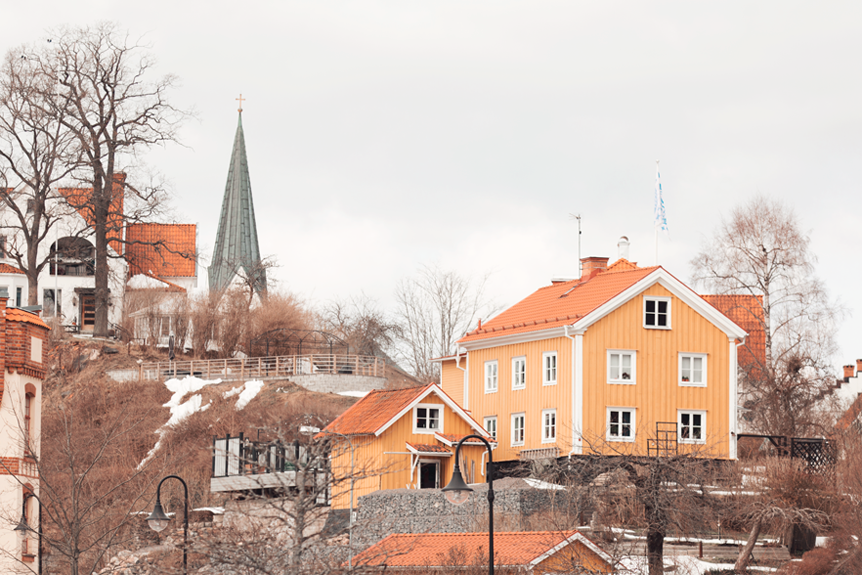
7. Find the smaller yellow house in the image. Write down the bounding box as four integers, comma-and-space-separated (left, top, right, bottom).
319, 383, 494, 510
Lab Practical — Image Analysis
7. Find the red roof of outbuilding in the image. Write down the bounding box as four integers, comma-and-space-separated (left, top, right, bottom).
321, 384, 435, 436
351, 530, 609, 568
6, 308, 49, 329
126, 223, 196, 278
460, 260, 658, 343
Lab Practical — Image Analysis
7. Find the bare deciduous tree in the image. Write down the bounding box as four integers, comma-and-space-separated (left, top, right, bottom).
0, 47, 80, 305
44, 23, 185, 337
395, 265, 496, 382
691, 196, 843, 436
320, 294, 400, 359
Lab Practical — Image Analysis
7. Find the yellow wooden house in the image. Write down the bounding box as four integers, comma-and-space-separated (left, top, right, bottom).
438, 257, 748, 462
319, 383, 494, 510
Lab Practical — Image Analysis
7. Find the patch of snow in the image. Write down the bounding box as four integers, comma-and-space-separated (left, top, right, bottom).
193, 506, 225, 515
673, 556, 777, 574
523, 477, 566, 490
164, 376, 222, 408
235, 380, 264, 410
816, 536, 829, 547
127, 274, 168, 289
223, 386, 243, 398
337, 391, 370, 398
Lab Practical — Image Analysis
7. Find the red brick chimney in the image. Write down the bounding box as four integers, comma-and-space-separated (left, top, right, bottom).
580, 257, 610, 281
844, 365, 855, 381
856, 359, 862, 375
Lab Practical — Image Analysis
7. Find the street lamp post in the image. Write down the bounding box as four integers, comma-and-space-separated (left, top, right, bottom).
146, 474, 189, 575
441, 434, 495, 575
323, 430, 356, 570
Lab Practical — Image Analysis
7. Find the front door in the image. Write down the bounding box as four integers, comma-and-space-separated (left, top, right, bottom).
81, 294, 96, 332
419, 461, 439, 489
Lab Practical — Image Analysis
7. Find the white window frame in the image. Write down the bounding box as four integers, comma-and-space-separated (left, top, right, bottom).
511, 413, 525, 447
512, 356, 526, 390
542, 409, 557, 444
484, 416, 498, 440
643, 296, 672, 330
678, 410, 706, 444
679, 353, 707, 387
607, 350, 637, 384
606, 407, 636, 442
413, 403, 444, 434
542, 351, 557, 386
484, 360, 498, 393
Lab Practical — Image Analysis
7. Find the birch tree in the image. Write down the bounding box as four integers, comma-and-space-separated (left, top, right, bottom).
691, 196, 842, 436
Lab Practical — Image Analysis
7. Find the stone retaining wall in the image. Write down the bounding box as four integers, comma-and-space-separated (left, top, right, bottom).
290, 374, 386, 394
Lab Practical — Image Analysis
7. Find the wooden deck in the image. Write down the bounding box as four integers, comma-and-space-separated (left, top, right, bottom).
138, 353, 385, 382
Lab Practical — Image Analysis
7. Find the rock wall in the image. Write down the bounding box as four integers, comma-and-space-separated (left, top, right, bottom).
290, 374, 386, 394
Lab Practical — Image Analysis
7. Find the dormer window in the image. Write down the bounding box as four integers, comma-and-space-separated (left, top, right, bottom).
644, 296, 671, 329
414, 404, 443, 433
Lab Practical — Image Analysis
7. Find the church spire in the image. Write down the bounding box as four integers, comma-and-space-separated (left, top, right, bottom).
208, 105, 266, 294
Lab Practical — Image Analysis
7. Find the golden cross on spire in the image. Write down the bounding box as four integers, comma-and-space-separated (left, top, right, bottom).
236, 93, 245, 113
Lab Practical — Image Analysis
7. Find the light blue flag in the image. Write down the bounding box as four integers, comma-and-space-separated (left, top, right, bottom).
654, 161, 668, 234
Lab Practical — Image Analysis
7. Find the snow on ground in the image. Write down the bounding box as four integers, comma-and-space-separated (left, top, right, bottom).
523, 477, 566, 490
337, 391, 370, 398
223, 385, 243, 398
137, 376, 222, 469
127, 274, 167, 289
234, 380, 264, 410
619, 555, 777, 575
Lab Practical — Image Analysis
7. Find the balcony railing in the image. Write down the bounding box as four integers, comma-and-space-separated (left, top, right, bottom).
138, 353, 385, 382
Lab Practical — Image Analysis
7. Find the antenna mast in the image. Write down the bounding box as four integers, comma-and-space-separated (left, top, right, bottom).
569, 213, 582, 279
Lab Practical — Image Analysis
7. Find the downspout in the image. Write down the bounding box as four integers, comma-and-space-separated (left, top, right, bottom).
564, 325, 578, 456
730, 336, 746, 460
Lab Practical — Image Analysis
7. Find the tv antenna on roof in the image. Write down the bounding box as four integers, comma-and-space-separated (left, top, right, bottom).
569, 213, 582, 279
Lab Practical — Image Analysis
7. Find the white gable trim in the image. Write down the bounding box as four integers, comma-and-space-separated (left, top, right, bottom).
529, 531, 614, 567
571, 268, 748, 339
374, 384, 490, 438
459, 326, 568, 351
433, 432, 495, 448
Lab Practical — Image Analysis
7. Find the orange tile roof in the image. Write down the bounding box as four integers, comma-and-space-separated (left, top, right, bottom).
0, 263, 24, 275
352, 530, 592, 568
460, 263, 659, 343
58, 173, 125, 254
6, 308, 49, 329
320, 384, 435, 436
702, 295, 766, 370
126, 223, 196, 278
836, 394, 862, 432
406, 442, 451, 454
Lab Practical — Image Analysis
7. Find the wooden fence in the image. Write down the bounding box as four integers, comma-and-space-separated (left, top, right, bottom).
138, 354, 385, 382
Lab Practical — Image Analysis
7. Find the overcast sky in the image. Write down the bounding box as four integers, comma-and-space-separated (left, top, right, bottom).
5, 2, 862, 369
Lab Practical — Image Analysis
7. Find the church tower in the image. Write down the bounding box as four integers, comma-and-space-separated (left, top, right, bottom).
208, 100, 266, 294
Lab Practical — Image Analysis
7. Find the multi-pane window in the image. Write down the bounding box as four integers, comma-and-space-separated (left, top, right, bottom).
608, 351, 636, 383
414, 405, 441, 433
484, 416, 497, 440
679, 353, 707, 386
644, 297, 670, 329
24, 393, 33, 452
543, 352, 557, 385
512, 357, 526, 390
511, 413, 525, 446
679, 411, 705, 443
485, 361, 498, 393
607, 408, 635, 441
542, 409, 556, 443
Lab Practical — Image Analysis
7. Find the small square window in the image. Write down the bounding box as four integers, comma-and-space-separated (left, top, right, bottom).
511, 413, 525, 446
679, 411, 706, 444
414, 404, 443, 433
512, 357, 526, 390
644, 296, 671, 329
679, 353, 707, 386
542, 409, 556, 443
484, 416, 497, 440
484, 361, 498, 393
608, 350, 636, 384
607, 408, 635, 442
543, 352, 557, 386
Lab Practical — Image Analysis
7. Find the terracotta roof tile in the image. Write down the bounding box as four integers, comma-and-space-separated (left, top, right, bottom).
126, 223, 196, 278
406, 442, 450, 454
6, 308, 49, 329
0, 263, 25, 275
352, 530, 594, 567
320, 384, 434, 436
702, 295, 766, 370
460, 265, 659, 343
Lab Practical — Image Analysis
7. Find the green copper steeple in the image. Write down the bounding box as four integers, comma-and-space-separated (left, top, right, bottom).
208, 110, 266, 294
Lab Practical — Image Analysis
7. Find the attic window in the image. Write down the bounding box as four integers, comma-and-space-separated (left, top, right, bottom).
414, 404, 443, 434
644, 296, 671, 329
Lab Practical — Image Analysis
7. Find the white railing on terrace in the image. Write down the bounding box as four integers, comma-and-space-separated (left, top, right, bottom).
138, 354, 385, 382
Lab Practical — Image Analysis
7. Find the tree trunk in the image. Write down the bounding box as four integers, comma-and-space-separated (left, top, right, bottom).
735, 516, 762, 572
93, 176, 110, 337
646, 525, 665, 575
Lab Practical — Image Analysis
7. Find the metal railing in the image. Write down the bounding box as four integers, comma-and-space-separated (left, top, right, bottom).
138, 353, 385, 382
